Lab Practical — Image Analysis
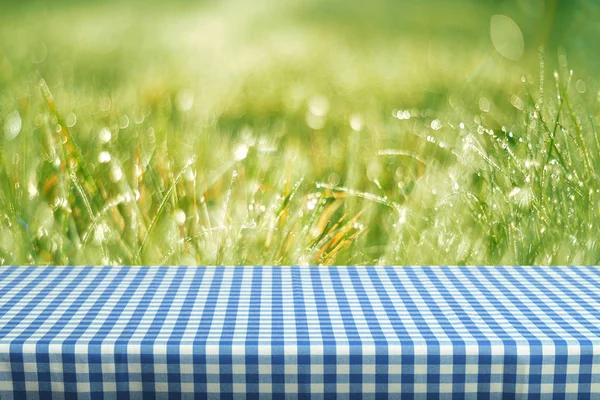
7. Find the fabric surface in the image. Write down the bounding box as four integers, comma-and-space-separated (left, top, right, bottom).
0, 266, 599, 399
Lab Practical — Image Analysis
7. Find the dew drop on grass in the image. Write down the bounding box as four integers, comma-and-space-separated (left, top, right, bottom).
94, 222, 109, 244
99, 128, 112, 143
233, 144, 249, 161
53, 196, 69, 210
28, 182, 38, 199
184, 167, 196, 182
174, 209, 187, 226
100, 97, 111, 112
4, 110, 21, 141
511, 95, 525, 110
308, 95, 329, 117
490, 15, 524, 61
34, 113, 44, 127
349, 114, 363, 131
119, 115, 130, 129
479, 97, 491, 112
430, 120, 442, 130
98, 151, 111, 163
396, 110, 411, 120
66, 113, 77, 128
576, 79, 586, 93
110, 165, 123, 182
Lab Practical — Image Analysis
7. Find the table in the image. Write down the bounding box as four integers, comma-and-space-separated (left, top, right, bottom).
0, 266, 599, 398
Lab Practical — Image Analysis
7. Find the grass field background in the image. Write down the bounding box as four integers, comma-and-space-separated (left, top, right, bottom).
1, 0, 599, 265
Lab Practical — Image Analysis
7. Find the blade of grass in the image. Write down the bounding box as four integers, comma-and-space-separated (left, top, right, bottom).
316, 182, 402, 214
135, 155, 196, 263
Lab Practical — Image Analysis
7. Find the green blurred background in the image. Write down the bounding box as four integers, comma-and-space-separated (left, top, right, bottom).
1, 0, 599, 265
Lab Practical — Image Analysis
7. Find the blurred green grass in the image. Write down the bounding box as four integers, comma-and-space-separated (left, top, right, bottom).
0, 0, 599, 265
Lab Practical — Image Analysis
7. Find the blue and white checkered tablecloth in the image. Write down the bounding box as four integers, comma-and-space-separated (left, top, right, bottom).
0, 266, 599, 399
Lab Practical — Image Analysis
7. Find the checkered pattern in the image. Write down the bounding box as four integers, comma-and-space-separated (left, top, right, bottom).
0, 266, 599, 398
